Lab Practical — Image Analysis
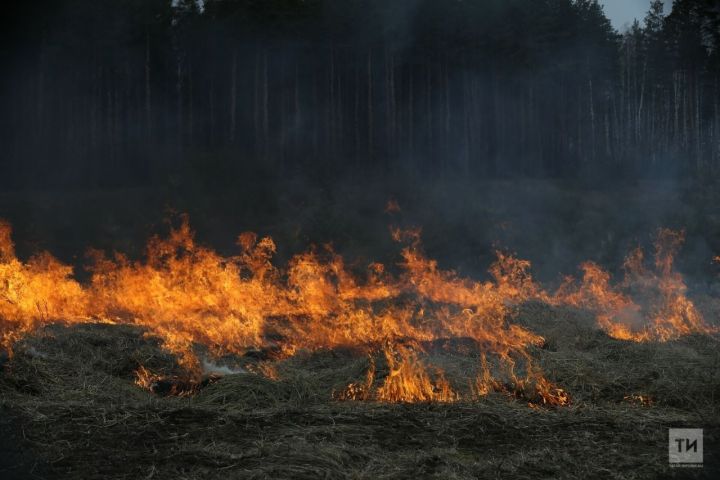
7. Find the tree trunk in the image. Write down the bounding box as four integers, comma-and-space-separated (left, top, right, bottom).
230, 51, 237, 144
145, 28, 152, 141
367, 50, 373, 161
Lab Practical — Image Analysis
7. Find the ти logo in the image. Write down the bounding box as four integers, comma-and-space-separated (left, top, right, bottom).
669, 428, 703, 467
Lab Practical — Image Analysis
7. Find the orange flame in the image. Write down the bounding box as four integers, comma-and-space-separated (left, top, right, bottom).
0, 221, 89, 352
0, 218, 714, 405
554, 229, 715, 341
384, 199, 401, 214
375, 344, 459, 403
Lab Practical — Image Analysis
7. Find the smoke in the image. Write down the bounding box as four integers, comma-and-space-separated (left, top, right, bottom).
201, 358, 244, 376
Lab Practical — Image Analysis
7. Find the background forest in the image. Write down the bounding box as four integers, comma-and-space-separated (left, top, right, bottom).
1, 0, 720, 189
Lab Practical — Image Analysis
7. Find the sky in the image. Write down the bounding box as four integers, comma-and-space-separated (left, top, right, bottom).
173, 1, 665, 32
601, 0, 673, 31
173, 0, 669, 33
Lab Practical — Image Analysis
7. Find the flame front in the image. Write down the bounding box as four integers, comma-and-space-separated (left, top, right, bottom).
0, 218, 714, 405
554, 229, 715, 341
0, 221, 89, 351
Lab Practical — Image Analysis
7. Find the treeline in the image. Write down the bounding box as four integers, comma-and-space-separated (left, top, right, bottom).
1, 0, 719, 188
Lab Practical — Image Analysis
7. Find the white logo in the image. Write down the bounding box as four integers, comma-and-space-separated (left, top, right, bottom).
669, 428, 702, 467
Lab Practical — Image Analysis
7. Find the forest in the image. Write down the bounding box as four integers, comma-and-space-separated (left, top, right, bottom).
1, 0, 720, 189
3, 2, 720, 479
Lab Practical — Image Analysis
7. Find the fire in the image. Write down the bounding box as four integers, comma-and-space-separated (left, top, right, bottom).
372, 344, 458, 403
134, 365, 160, 391
469, 352, 569, 407
134, 365, 218, 396
384, 199, 401, 214
554, 261, 643, 340
0, 217, 715, 405
0, 221, 89, 352
623, 394, 653, 406
554, 229, 715, 341
87, 219, 278, 368
335, 343, 568, 406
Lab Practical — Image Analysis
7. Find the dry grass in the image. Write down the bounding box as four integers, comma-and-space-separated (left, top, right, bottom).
1, 305, 719, 479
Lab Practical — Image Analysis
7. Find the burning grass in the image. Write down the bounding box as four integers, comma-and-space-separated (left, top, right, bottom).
0, 217, 569, 403
1, 306, 718, 479
1, 217, 715, 405
1, 215, 720, 476
554, 229, 716, 342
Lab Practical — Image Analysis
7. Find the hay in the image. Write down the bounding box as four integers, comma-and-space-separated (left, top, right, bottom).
1, 307, 719, 479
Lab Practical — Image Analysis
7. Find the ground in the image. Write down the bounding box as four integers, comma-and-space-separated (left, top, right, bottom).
1, 302, 718, 479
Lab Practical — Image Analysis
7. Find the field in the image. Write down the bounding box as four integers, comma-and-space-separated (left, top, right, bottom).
1, 179, 720, 479
1, 301, 718, 479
